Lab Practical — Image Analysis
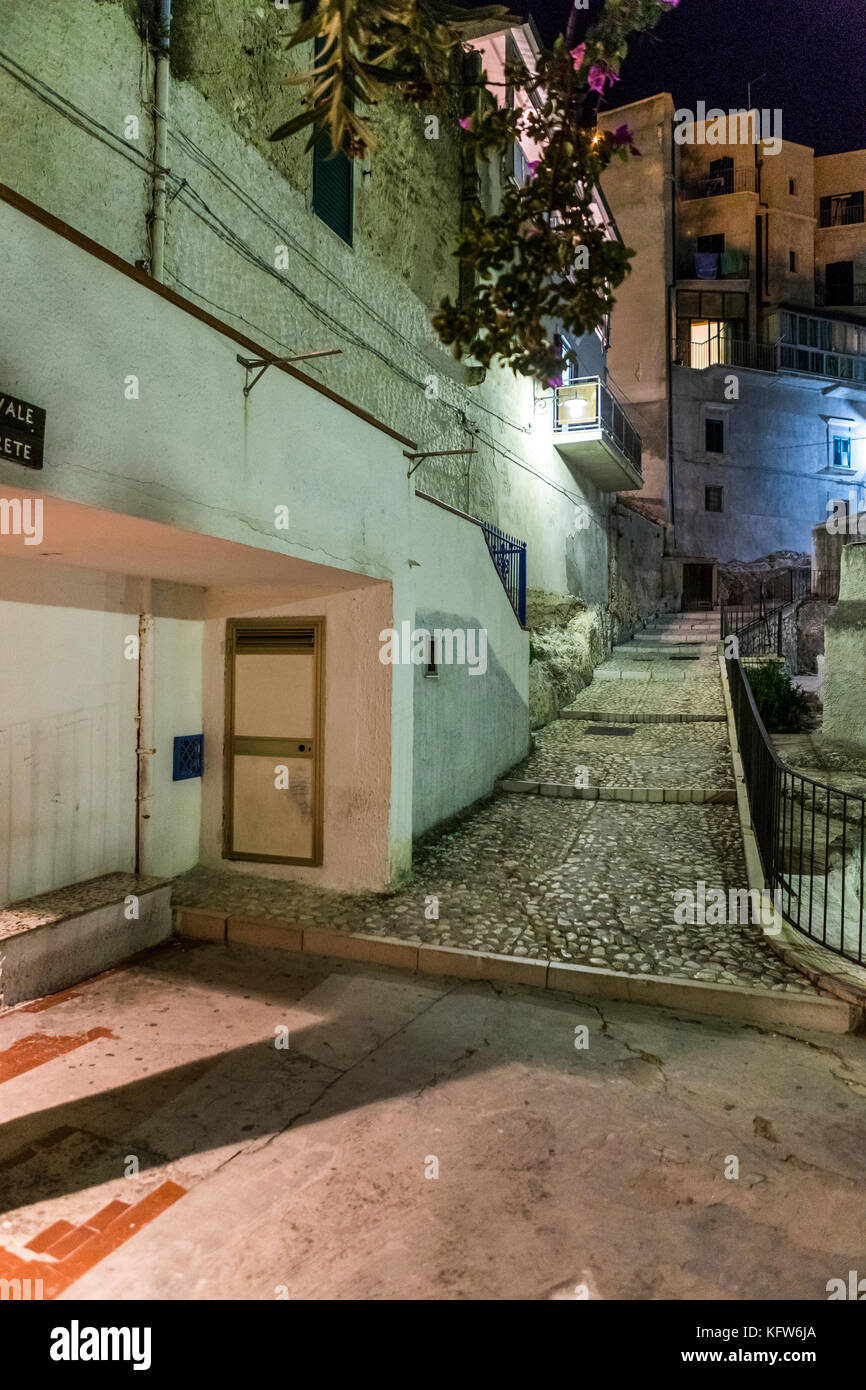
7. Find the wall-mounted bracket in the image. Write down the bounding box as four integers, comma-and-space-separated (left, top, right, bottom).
237, 349, 342, 397
403, 447, 477, 479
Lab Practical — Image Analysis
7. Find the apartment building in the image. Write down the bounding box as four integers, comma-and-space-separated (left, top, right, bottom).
600, 95, 866, 608
0, 1, 662, 925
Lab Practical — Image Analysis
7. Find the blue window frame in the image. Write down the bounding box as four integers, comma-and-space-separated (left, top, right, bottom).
832, 434, 852, 468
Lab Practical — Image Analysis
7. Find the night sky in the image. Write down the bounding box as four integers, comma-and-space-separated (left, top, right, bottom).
472, 0, 866, 156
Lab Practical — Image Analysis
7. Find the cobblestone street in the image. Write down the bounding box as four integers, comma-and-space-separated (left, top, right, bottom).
174, 616, 814, 995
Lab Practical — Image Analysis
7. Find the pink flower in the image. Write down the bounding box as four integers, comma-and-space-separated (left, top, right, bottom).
611, 123, 642, 156
525, 159, 541, 179
588, 64, 619, 94
570, 43, 586, 71
549, 375, 564, 388
459, 116, 472, 130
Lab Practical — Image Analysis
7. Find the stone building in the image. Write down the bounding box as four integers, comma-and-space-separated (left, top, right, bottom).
0, 0, 664, 918
599, 94, 866, 608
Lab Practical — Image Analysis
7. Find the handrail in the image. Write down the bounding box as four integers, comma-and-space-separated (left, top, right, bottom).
725, 607, 866, 965
414, 490, 527, 627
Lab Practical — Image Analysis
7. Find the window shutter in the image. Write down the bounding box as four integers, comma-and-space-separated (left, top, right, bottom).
312, 37, 353, 244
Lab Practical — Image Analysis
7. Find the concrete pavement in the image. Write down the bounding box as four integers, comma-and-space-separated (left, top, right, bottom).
2, 938, 865, 1300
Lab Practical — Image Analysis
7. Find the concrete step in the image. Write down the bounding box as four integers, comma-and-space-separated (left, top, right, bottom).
498, 778, 736, 804
0, 873, 171, 1008
561, 709, 726, 723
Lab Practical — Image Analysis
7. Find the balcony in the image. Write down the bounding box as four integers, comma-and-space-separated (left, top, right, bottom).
815, 282, 866, 307
680, 167, 759, 200
674, 336, 778, 373
552, 378, 642, 491
678, 249, 750, 281
818, 203, 865, 228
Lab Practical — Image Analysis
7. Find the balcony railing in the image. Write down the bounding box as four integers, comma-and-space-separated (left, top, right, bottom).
553, 377, 642, 476
815, 283, 866, 307
680, 167, 759, 200
674, 336, 778, 373
818, 203, 865, 228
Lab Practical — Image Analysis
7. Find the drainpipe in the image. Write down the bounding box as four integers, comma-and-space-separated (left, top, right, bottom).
150, 0, 172, 282
134, 586, 156, 876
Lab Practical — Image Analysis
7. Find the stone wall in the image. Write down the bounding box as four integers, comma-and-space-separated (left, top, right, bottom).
527, 504, 666, 728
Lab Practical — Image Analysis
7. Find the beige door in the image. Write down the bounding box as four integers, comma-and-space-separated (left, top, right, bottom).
224, 619, 324, 865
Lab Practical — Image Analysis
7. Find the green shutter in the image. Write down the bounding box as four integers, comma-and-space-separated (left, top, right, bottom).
311, 37, 353, 245
313, 135, 353, 244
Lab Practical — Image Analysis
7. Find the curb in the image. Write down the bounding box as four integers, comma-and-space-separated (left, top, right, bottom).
561, 710, 726, 724
173, 908, 858, 1034
497, 779, 735, 804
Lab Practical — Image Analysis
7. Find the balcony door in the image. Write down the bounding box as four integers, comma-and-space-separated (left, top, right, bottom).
825, 261, 854, 307
224, 618, 324, 865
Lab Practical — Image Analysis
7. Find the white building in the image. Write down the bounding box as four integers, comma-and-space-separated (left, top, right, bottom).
0, 1, 662, 932
599, 95, 866, 608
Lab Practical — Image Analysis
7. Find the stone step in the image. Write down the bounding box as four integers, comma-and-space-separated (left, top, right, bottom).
561, 710, 726, 723
498, 779, 736, 804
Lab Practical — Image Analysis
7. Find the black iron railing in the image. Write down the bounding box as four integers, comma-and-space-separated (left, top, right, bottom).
681, 167, 759, 200
726, 626, 866, 966
721, 567, 812, 656
480, 521, 527, 627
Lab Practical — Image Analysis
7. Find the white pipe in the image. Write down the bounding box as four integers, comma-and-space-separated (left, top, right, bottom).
150, 0, 172, 282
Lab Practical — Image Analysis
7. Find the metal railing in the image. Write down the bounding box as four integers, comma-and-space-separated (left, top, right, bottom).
680, 167, 758, 200
726, 654, 866, 966
721, 568, 813, 657
674, 336, 778, 373
819, 203, 865, 228
480, 521, 527, 627
815, 283, 866, 307
553, 377, 643, 476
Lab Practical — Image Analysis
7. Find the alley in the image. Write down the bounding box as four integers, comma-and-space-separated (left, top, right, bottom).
172, 615, 809, 992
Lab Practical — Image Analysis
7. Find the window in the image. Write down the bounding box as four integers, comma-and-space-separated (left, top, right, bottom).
789, 250, 797, 272
697, 233, 726, 254
819, 192, 865, 228
690, 320, 729, 368
789, 178, 797, 196
312, 38, 353, 244
832, 434, 852, 468
425, 634, 439, 678
705, 486, 724, 512
705, 417, 725, 453
708, 157, 733, 195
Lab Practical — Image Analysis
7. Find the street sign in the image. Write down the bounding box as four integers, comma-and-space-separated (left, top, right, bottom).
0, 391, 45, 469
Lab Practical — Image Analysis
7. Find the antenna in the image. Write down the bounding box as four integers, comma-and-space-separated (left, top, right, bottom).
747, 72, 766, 110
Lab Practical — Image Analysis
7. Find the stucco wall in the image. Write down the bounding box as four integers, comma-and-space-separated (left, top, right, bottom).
823, 542, 866, 749
671, 363, 866, 563
0, 560, 139, 905
0, 0, 620, 602
599, 94, 675, 513
410, 498, 529, 837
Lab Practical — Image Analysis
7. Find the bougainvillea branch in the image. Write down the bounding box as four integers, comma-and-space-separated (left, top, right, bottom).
270, 0, 682, 383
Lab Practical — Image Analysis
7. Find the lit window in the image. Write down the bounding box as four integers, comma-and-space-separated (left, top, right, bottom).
690, 320, 727, 367
832, 434, 852, 468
